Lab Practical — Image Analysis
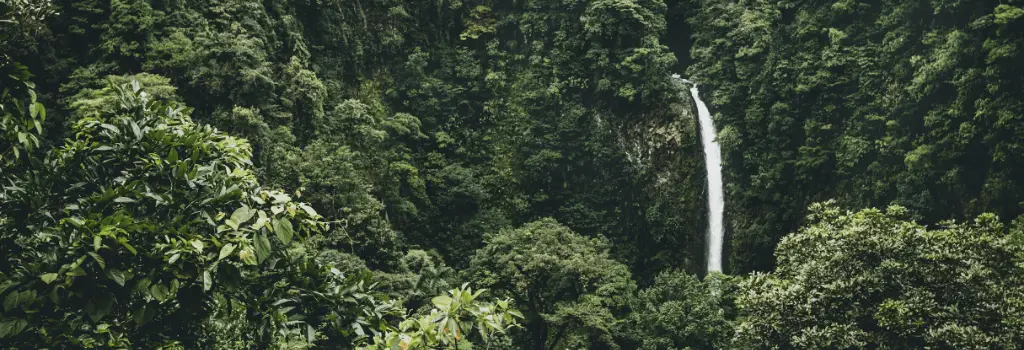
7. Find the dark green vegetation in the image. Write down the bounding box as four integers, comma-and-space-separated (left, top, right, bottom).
2, 0, 1024, 348
687, 0, 1024, 273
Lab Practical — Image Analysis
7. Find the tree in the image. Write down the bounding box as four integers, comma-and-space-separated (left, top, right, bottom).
0, 61, 44, 169
270, 138, 400, 267
467, 219, 635, 349
99, 0, 154, 68
733, 201, 1024, 349
67, 73, 182, 121
0, 0, 55, 64
360, 284, 524, 350
261, 97, 428, 268
622, 271, 736, 349
1, 0, 53, 190
373, 249, 457, 312
0, 81, 395, 348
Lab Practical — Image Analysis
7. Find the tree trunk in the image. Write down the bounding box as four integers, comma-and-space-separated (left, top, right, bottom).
530, 320, 548, 350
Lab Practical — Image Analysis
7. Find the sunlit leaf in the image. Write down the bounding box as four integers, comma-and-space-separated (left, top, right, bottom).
40, 273, 59, 284
219, 243, 236, 260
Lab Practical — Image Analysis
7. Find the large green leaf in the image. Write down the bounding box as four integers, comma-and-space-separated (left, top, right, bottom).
39, 273, 59, 284
87, 252, 106, 269
230, 206, 255, 225
272, 217, 294, 244
150, 283, 170, 302
219, 243, 236, 260
203, 270, 212, 292
254, 232, 272, 264
105, 268, 126, 286
0, 319, 28, 339
85, 295, 114, 322
432, 295, 453, 309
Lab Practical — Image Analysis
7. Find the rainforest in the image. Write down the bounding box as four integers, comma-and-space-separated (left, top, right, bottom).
2, 0, 1023, 348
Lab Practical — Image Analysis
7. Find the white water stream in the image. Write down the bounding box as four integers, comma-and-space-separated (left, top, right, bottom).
676, 75, 725, 272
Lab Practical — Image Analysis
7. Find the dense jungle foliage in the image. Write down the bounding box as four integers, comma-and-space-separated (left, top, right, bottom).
2, 0, 1023, 348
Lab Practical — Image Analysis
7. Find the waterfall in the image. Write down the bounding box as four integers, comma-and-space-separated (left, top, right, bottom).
675, 75, 725, 273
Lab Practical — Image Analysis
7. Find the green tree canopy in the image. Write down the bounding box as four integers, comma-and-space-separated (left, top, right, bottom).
734, 202, 1024, 349
0, 81, 393, 348
622, 271, 736, 350
467, 218, 635, 350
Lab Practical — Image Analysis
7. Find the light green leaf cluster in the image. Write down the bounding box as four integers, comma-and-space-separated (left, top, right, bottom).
361, 284, 523, 350
0, 80, 398, 348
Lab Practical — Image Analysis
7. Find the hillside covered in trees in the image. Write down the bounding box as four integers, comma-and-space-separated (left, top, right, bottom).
1, 0, 1023, 348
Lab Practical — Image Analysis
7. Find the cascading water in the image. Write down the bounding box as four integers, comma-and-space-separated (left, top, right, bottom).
675, 75, 725, 273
